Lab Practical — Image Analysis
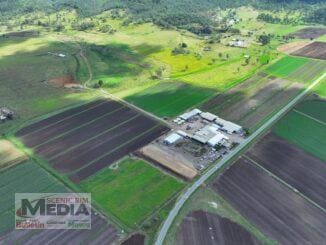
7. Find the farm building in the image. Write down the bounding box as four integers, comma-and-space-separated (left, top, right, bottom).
192, 125, 221, 144
208, 133, 229, 147
201, 112, 218, 122
229, 40, 247, 48
215, 117, 242, 134
164, 133, 183, 145
179, 109, 202, 121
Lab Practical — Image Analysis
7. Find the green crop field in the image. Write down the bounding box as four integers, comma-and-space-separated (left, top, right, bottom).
287, 59, 326, 83
295, 100, 326, 123
0, 160, 68, 234
124, 82, 214, 117
80, 158, 185, 228
273, 106, 326, 161
265, 56, 309, 78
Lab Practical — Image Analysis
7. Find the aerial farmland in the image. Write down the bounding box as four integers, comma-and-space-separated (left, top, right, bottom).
0, 1, 326, 245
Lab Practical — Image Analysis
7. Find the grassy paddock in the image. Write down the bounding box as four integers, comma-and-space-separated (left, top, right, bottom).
265, 56, 308, 78
80, 158, 185, 228
273, 106, 326, 161
124, 82, 215, 117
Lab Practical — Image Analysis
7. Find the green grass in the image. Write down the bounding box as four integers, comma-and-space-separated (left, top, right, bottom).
124, 82, 215, 117
0, 35, 98, 134
273, 109, 326, 161
0, 160, 68, 234
79, 158, 185, 228
265, 56, 309, 78
314, 79, 326, 97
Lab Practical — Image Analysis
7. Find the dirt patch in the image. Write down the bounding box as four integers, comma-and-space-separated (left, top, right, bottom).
278, 41, 311, 54
122, 234, 145, 245
48, 75, 82, 88
0, 140, 28, 171
212, 157, 326, 245
291, 42, 326, 60
292, 27, 326, 39
138, 144, 197, 180
176, 210, 261, 245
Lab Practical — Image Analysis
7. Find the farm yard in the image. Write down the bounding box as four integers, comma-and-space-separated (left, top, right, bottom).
0, 161, 118, 244
201, 72, 303, 130
246, 132, 326, 208
212, 157, 326, 245
273, 100, 326, 161
291, 42, 326, 60
0, 140, 28, 171
16, 99, 169, 183
80, 158, 185, 228
292, 27, 326, 39
176, 211, 260, 245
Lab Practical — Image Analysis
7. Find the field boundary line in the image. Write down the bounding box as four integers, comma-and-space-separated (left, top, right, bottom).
67, 125, 161, 175
293, 109, 326, 126
243, 155, 326, 214
34, 105, 125, 149
49, 114, 141, 161
155, 71, 326, 245
100, 88, 172, 127
20, 100, 107, 137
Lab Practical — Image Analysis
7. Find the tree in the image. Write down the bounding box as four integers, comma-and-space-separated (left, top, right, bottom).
258, 34, 271, 45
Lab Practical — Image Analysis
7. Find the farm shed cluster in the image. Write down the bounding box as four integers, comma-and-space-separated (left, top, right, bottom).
0, 107, 13, 122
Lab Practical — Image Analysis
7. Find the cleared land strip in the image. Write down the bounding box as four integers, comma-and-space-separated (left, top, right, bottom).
155, 72, 326, 245
293, 109, 326, 126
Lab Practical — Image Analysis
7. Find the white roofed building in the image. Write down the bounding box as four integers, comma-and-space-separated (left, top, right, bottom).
201, 112, 218, 122
179, 108, 202, 121
208, 132, 229, 147
215, 117, 242, 134
164, 133, 182, 145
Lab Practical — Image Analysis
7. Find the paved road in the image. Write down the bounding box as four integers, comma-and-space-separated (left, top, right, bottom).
155, 72, 326, 245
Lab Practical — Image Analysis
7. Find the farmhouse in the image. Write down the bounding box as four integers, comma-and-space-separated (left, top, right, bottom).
229, 39, 247, 48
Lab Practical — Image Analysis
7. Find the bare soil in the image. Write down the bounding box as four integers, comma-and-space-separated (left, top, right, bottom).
176, 210, 261, 245
212, 157, 326, 245
122, 234, 145, 245
291, 42, 326, 60
292, 27, 326, 39
0, 212, 118, 244
246, 132, 326, 209
277, 41, 311, 54
17, 99, 169, 182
